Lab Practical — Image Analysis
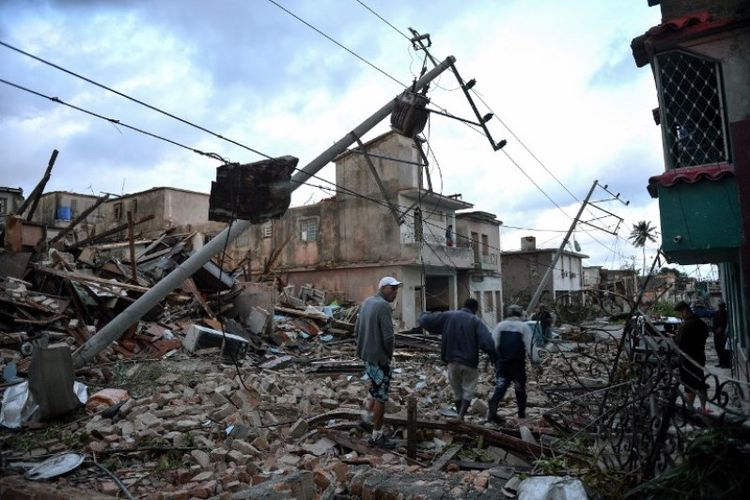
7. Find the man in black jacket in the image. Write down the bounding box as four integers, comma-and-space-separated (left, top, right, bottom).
418, 298, 496, 419
674, 301, 710, 412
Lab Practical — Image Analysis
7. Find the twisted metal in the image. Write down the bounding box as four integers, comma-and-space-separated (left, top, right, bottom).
537, 315, 748, 486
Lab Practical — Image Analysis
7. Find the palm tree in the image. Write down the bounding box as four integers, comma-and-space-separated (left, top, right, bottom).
629, 220, 658, 276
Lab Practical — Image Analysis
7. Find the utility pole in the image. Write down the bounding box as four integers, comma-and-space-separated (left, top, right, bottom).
72, 56, 457, 368
525, 180, 598, 317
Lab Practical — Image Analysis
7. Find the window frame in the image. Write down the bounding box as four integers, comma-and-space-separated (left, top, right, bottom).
654, 49, 730, 170
299, 217, 319, 242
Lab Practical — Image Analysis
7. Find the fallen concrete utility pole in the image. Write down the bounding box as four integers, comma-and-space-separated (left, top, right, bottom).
525, 180, 598, 316
72, 56, 456, 368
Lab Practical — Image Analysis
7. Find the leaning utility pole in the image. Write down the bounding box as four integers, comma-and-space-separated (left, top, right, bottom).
72, 56, 457, 368
525, 180, 598, 316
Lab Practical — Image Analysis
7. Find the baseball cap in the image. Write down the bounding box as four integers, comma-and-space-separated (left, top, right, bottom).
378, 276, 402, 289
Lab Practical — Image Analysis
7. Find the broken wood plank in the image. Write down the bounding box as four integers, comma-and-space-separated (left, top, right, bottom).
127, 211, 138, 283
450, 421, 588, 463
66, 214, 155, 250
15, 149, 58, 220
304, 410, 450, 431
407, 396, 417, 459
429, 444, 463, 471
49, 194, 110, 245
319, 429, 425, 467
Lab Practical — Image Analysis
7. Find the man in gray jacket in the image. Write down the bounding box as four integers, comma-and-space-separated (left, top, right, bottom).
487, 305, 535, 423
355, 276, 401, 447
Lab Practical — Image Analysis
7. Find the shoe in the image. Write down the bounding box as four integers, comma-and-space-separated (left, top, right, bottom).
368, 434, 396, 449
358, 418, 373, 432
486, 400, 499, 424
457, 400, 470, 420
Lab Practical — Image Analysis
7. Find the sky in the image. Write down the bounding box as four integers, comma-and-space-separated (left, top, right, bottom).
0, 0, 716, 280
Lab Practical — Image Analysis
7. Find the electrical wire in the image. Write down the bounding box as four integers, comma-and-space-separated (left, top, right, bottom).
266, 0, 406, 88
0, 77, 229, 162
0, 40, 273, 161
353, 0, 411, 41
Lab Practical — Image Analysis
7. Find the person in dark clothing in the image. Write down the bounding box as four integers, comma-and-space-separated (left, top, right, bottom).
674, 301, 710, 412
418, 298, 495, 419
712, 302, 730, 368
445, 225, 454, 247
531, 304, 552, 343
487, 305, 537, 423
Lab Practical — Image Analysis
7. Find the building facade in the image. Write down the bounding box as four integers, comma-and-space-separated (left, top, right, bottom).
632, 0, 750, 385
501, 236, 587, 309
0, 187, 24, 227
239, 131, 503, 328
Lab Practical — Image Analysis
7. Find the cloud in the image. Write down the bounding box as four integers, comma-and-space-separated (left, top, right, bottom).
0, 0, 674, 270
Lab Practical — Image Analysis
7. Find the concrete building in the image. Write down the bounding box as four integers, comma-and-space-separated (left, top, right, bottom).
502, 236, 588, 308
0, 187, 24, 227
632, 0, 750, 386
101, 187, 226, 237
31, 191, 104, 239
239, 130, 503, 328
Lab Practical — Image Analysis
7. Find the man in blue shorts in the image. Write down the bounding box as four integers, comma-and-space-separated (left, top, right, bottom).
355, 276, 400, 448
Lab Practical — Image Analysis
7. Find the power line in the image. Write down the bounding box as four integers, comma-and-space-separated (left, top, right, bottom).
354, 0, 411, 41
266, 0, 405, 88
0, 77, 229, 162
0, 40, 273, 161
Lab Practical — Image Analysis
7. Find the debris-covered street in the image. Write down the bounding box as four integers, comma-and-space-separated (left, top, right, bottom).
0, 244, 627, 498
2, 0, 750, 499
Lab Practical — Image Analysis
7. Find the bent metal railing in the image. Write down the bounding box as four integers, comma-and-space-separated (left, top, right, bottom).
538, 316, 748, 487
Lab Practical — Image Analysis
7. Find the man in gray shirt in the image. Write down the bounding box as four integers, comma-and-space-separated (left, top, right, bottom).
355, 276, 400, 448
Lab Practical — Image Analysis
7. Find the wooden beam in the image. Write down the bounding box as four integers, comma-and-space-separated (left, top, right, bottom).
49, 194, 109, 245
429, 444, 463, 471
66, 214, 154, 250
407, 396, 417, 459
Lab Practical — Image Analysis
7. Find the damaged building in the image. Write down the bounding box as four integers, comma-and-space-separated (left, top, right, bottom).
631, 0, 750, 389
239, 130, 503, 328
501, 236, 587, 307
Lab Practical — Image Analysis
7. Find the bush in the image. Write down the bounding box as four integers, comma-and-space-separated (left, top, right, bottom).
649, 301, 676, 318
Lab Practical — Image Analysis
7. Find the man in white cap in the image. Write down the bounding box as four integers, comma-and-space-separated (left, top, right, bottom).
355, 276, 401, 448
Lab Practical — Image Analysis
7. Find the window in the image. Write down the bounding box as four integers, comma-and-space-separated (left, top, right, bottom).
471, 232, 479, 262
300, 217, 318, 242
0, 198, 7, 215
113, 202, 123, 221
262, 221, 272, 239
483, 291, 493, 313
481, 234, 489, 255
655, 50, 729, 169
131, 198, 138, 214
70, 199, 78, 217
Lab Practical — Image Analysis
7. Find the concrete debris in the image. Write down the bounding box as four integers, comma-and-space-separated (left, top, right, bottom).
0, 216, 647, 498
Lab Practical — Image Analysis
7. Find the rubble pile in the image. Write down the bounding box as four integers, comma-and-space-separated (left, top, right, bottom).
0, 224, 621, 498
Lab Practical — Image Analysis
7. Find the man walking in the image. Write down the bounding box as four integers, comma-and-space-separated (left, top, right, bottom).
418, 298, 496, 420
712, 302, 730, 368
487, 305, 536, 423
355, 276, 401, 448
531, 303, 552, 344
674, 301, 710, 412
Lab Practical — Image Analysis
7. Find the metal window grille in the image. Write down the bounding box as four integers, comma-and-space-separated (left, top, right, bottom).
655, 50, 729, 169
300, 218, 318, 242
262, 221, 272, 239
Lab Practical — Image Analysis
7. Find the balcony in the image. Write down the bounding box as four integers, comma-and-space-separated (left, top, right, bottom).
401, 242, 474, 269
